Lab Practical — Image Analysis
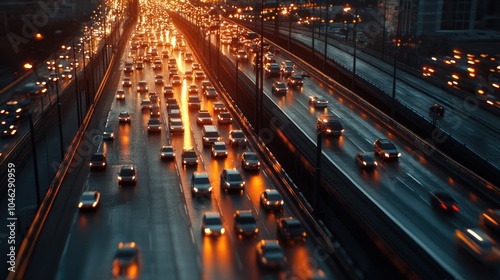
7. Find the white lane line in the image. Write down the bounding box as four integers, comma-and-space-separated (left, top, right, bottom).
226, 225, 244, 271
179, 183, 183, 193
184, 204, 188, 216
253, 205, 259, 216
406, 173, 423, 187
397, 177, 414, 192
190, 227, 195, 244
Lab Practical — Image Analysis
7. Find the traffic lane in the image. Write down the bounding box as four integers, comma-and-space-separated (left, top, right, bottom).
267, 84, 496, 277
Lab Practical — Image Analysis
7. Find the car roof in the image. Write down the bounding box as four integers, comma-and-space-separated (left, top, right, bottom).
204, 211, 221, 218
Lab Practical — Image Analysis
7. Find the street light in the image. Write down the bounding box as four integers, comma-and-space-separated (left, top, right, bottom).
52, 54, 65, 162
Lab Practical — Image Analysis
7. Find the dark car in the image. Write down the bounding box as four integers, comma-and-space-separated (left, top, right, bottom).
271, 82, 287, 95
241, 152, 260, 171
309, 96, 329, 108
112, 242, 142, 278
355, 152, 377, 170
147, 117, 161, 133
163, 85, 174, 97
430, 192, 459, 213
0, 119, 17, 137
234, 210, 258, 237
102, 128, 114, 140
89, 152, 107, 171
213, 102, 226, 114
228, 130, 247, 146
256, 240, 287, 269
117, 165, 137, 185
287, 73, 304, 88
220, 168, 245, 193
196, 110, 213, 125
260, 189, 284, 211
218, 112, 233, 124
201, 212, 225, 237
188, 95, 201, 110
429, 103, 445, 118
191, 172, 213, 196
181, 147, 198, 167
204, 87, 218, 99
211, 141, 228, 158
316, 114, 344, 136
169, 118, 184, 134
373, 138, 401, 161
277, 217, 307, 244
118, 111, 131, 123
160, 145, 175, 160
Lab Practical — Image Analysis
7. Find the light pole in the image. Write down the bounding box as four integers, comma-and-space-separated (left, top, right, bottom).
323, 4, 330, 71
28, 111, 41, 207
313, 130, 323, 215
53, 54, 65, 162
391, 6, 402, 118
73, 39, 82, 127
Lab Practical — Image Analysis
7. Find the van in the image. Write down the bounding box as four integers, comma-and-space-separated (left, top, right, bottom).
202, 125, 220, 146
124, 59, 134, 72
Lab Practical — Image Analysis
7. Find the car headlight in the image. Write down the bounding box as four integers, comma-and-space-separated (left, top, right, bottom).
204, 228, 211, 235
117, 176, 122, 180
397, 153, 402, 157
384, 152, 390, 158
193, 187, 198, 192
78, 202, 83, 208
220, 228, 225, 235
225, 181, 230, 187
208, 187, 213, 192
280, 200, 284, 205
92, 202, 98, 207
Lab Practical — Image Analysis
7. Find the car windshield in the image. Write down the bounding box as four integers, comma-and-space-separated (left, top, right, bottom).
184, 151, 196, 157
198, 112, 210, 117
232, 131, 244, 138
285, 221, 305, 234
161, 147, 172, 152
188, 96, 200, 102
381, 143, 396, 149
148, 119, 160, 124
120, 169, 135, 176
268, 192, 282, 200
115, 248, 136, 259
91, 155, 104, 161
81, 193, 95, 200
244, 154, 258, 161
262, 245, 281, 254
228, 173, 242, 181
362, 154, 374, 161
214, 144, 225, 150
194, 177, 209, 184
205, 216, 222, 225
237, 215, 256, 224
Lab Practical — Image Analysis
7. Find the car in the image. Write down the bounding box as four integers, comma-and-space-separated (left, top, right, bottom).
479, 209, 500, 240
102, 128, 115, 141
236, 49, 248, 61
135, 60, 144, 70
271, 82, 287, 95
201, 212, 225, 237
188, 84, 198, 94
264, 52, 276, 63
264, 63, 280, 78
166, 98, 179, 109
429, 103, 445, 118
280, 61, 294, 77
316, 114, 344, 136
169, 118, 184, 134
184, 70, 193, 80
194, 71, 206, 80
171, 75, 182, 86
150, 105, 161, 117
147, 117, 161, 133
118, 111, 131, 123
455, 228, 500, 263
218, 112, 232, 124
196, 110, 213, 125
260, 189, 284, 211
241, 152, 260, 171
169, 108, 182, 118
188, 95, 201, 110
430, 192, 459, 213
152, 59, 162, 70
211, 141, 228, 158
234, 210, 258, 237
0, 101, 24, 120
161, 50, 169, 58
355, 152, 377, 170
78, 191, 101, 210
204, 87, 218, 98
373, 138, 401, 161
201, 80, 211, 90
228, 130, 247, 146
212, 102, 226, 114
191, 172, 213, 196
122, 77, 132, 87
0, 119, 17, 137
140, 99, 152, 110
35, 77, 48, 86
89, 152, 107, 171
287, 72, 304, 88
256, 240, 287, 269
116, 90, 126, 100
112, 242, 142, 278
168, 68, 178, 78
154, 74, 164, 84
181, 147, 198, 166
309, 96, 329, 108
22, 82, 47, 95
183, 52, 194, 62
61, 69, 73, 79
149, 92, 159, 104
163, 86, 174, 97
167, 58, 177, 68
160, 145, 175, 160
220, 168, 245, 193
192, 62, 201, 70
277, 217, 307, 244
117, 165, 137, 185
137, 81, 148, 92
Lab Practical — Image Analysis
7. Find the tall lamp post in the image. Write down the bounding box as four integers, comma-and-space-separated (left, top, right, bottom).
28, 111, 41, 207
313, 130, 323, 215
391, 6, 402, 118
53, 54, 65, 162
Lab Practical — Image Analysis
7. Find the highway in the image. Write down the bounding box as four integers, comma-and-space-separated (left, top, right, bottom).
55, 17, 339, 280
173, 5, 500, 279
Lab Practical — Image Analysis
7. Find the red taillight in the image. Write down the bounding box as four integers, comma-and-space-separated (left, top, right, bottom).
452, 205, 459, 212
440, 203, 448, 210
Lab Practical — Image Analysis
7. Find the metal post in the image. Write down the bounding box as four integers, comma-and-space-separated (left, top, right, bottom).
323, 5, 329, 71
311, 3, 315, 62
391, 6, 402, 118
73, 39, 82, 127
352, 1, 358, 90
28, 112, 41, 207
235, 27, 239, 104
54, 55, 64, 162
